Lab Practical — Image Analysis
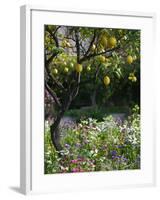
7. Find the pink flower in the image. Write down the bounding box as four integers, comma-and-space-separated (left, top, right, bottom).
72, 168, 79, 172
71, 159, 78, 164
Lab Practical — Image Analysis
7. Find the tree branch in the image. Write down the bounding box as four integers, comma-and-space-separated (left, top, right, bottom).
83, 30, 97, 58
71, 73, 81, 99
80, 46, 120, 63
45, 82, 62, 108
94, 63, 101, 80
79, 42, 87, 55
46, 26, 61, 47
75, 28, 80, 63
45, 52, 59, 66
45, 26, 61, 67
45, 64, 65, 91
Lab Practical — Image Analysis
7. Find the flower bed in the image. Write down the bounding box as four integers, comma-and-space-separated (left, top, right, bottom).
44, 105, 140, 174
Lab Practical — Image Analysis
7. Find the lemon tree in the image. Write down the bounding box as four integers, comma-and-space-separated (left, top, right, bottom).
44, 25, 140, 153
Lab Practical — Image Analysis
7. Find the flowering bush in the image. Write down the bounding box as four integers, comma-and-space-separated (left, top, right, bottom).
44, 105, 140, 174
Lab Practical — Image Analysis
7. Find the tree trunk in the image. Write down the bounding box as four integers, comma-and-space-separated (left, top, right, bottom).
90, 89, 97, 106
49, 78, 80, 154
50, 98, 72, 153
50, 111, 64, 153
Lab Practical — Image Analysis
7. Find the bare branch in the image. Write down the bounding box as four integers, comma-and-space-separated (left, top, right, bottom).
75, 28, 80, 63
46, 26, 61, 47
83, 30, 97, 58
71, 73, 81, 99
79, 42, 86, 55
45, 52, 59, 66
45, 82, 62, 108
53, 26, 61, 35
45, 59, 65, 91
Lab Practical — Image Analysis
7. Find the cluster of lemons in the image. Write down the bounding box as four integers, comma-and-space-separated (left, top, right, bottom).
90, 36, 117, 52
126, 55, 137, 82
128, 73, 137, 82
99, 35, 117, 49
52, 55, 137, 86
61, 39, 71, 48
51, 35, 137, 86
52, 62, 74, 75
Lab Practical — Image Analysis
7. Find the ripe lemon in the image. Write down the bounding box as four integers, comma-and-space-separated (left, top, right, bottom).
63, 61, 67, 66
99, 55, 106, 63
103, 76, 110, 86
91, 44, 96, 51
132, 76, 137, 82
52, 68, 58, 75
62, 39, 71, 48
100, 36, 108, 48
108, 37, 117, 48
128, 76, 132, 80
127, 55, 133, 64
87, 65, 91, 71
128, 72, 137, 82
133, 55, 137, 61
64, 67, 69, 73
75, 63, 83, 73
70, 62, 74, 68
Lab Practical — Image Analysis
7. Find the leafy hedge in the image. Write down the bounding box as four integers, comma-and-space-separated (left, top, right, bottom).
64, 106, 129, 122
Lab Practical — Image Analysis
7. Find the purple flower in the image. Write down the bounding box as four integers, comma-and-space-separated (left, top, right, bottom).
116, 118, 122, 125
77, 156, 84, 161
75, 143, 81, 148
111, 150, 117, 156
122, 157, 128, 162
64, 143, 70, 148
117, 145, 123, 149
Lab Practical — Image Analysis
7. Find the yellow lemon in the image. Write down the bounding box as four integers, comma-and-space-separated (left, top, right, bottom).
132, 76, 137, 82
70, 62, 74, 68
127, 55, 133, 64
108, 37, 117, 48
133, 55, 137, 61
64, 67, 69, 73
103, 76, 110, 86
52, 68, 58, 75
75, 63, 83, 73
63, 61, 67, 66
99, 55, 106, 63
91, 44, 96, 51
128, 76, 132, 80
87, 66, 91, 71
100, 36, 108, 48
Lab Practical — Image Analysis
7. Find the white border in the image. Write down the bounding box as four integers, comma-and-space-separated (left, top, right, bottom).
20, 5, 156, 195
